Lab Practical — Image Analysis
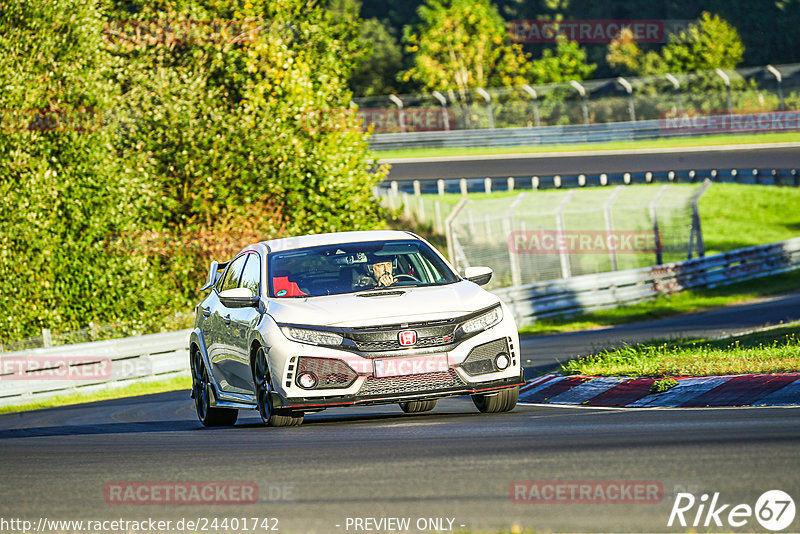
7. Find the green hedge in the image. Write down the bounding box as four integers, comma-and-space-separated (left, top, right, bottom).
0, 0, 387, 342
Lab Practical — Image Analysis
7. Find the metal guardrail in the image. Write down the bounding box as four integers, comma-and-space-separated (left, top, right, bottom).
369, 115, 800, 151
379, 168, 800, 195
492, 237, 800, 326
0, 329, 190, 408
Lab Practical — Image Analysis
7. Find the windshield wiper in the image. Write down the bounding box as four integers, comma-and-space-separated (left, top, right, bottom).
357, 290, 407, 297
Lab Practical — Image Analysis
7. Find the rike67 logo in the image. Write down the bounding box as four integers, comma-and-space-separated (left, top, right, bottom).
669, 490, 796, 531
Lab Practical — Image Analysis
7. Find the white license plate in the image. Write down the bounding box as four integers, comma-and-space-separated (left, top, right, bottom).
373, 354, 449, 378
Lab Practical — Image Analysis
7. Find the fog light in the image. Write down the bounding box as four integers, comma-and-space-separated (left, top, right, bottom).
495, 353, 510, 370
297, 372, 318, 389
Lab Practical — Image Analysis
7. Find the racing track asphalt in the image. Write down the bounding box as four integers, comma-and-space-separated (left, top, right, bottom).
384, 145, 800, 181
1, 293, 800, 533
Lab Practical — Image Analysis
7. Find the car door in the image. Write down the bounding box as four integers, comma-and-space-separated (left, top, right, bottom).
223, 252, 264, 395
209, 254, 248, 391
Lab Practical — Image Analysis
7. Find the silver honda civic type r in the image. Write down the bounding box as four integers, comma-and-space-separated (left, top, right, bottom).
189, 230, 524, 427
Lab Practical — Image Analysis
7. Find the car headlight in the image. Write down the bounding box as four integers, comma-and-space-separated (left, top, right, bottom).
281, 327, 343, 346
461, 306, 503, 334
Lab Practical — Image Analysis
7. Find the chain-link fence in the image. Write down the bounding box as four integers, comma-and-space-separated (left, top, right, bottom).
354, 63, 800, 133
379, 182, 710, 290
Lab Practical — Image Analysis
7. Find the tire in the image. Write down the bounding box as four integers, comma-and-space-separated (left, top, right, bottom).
399, 399, 437, 413
471, 386, 519, 414
252, 346, 304, 427
191, 349, 238, 427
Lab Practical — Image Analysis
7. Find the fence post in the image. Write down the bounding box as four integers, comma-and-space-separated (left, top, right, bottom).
688, 179, 712, 259
432, 90, 450, 131
604, 187, 624, 271
413, 180, 425, 222
437, 179, 445, 196
460, 178, 468, 196
666, 73, 682, 115
506, 193, 527, 287
42, 328, 52, 348
569, 80, 589, 125
434, 200, 443, 234
556, 190, 575, 278
484, 177, 492, 194
445, 198, 469, 268
477, 88, 495, 129
507, 177, 515, 192
389, 94, 406, 133
617, 77, 636, 122
715, 69, 733, 115
649, 185, 670, 265
522, 85, 541, 127
532, 176, 539, 190
402, 192, 412, 220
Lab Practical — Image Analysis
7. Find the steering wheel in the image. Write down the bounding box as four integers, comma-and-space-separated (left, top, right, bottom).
393, 274, 421, 283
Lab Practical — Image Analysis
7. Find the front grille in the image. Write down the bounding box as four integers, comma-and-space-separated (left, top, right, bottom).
354, 335, 454, 352
346, 320, 458, 354
460, 338, 509, 376
358, 369, 465, 397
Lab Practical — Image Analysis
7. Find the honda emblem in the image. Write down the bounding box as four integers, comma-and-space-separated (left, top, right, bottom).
398, 330, 417, 346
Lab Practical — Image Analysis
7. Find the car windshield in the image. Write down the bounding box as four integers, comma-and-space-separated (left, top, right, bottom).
268, 239, 460, 298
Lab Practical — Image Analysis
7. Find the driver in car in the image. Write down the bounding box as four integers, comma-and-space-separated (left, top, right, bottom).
352, 259, 396, 289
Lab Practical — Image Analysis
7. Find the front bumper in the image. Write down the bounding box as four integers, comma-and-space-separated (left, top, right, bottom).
262, 304, 523, 409
276, 373, 524, 409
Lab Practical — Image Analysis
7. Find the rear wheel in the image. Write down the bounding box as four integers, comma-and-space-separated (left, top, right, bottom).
471, 386, 519, 413
191, 349, 238, 427
399, 399, 437, 413
253, 346, 304, 427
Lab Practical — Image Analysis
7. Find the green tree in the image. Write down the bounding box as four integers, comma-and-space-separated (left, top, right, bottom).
0, 0, 163, 339
401, 0, 531, 100
107, 0, 387, 301
607, 12, 744, 75
349, 18, 404, 97
530, 35, 596, 83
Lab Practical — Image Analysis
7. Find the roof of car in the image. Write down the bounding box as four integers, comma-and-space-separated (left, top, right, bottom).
259, 230, 419, 253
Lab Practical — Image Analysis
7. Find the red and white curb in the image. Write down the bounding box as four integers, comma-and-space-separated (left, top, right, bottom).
519, 373, 800, 407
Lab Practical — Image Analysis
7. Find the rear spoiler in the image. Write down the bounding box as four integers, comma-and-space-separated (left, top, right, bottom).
200, 260, 228, 291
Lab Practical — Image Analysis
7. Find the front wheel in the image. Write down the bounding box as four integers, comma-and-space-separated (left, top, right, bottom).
253, 346, 304, 427
191, 349, 238, 427
399, 399, 437, 413
471, 386, 519, 413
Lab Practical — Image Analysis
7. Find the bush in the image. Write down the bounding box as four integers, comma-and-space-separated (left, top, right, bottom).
0, 0, 387, 342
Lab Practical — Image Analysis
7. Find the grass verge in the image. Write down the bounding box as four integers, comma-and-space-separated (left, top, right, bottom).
0, 374, 191, 415
519, 270, 800, 336
375, 131, 800, 159
560, 321, 800, 377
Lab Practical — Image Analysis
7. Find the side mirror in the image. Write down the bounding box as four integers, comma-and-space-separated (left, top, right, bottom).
219, 287, 259, 308
463, 266, 493, 286
199, 261, 219, 291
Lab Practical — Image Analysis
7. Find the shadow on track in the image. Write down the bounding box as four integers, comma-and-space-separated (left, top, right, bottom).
0, 420, 204, 439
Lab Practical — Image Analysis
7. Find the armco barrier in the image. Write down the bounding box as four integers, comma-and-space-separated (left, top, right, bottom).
0, 329, 190, 408
492, 237, 800, 326
369, 115, 800, 151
